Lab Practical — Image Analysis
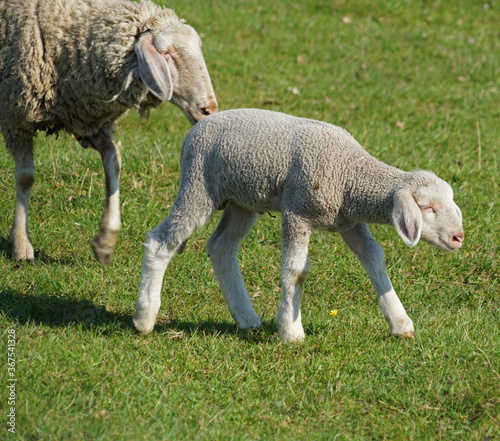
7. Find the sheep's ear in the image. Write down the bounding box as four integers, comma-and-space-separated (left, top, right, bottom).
392, 188, 422, 247
135, 34, 173, 101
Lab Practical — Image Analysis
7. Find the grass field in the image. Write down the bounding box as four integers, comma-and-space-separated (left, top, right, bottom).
1, 0, 498, 439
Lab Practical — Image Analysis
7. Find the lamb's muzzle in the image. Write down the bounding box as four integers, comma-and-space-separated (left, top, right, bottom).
453, 232, 465, 247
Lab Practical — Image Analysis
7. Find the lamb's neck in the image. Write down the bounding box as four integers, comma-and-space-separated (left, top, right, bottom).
344, 162, 409, 226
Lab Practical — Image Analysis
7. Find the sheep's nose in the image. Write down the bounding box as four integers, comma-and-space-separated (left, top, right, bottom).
199, 101, 217, 116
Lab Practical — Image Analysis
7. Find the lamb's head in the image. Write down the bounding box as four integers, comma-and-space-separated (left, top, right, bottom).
392, 171, 464, 252
135, 20, 217, 124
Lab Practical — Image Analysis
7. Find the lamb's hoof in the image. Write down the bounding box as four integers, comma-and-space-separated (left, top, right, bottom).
390, 323, 415, 339
397, 330, 416, 339
91, 238, 113, 265
236, 313, 262, 330
278, 324, 305, 343
133, 315, 155, 335
389, 316, 415, 339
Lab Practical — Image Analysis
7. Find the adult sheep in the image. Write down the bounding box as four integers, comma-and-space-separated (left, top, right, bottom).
133, 109, 464, 342
0, 0, 217, 263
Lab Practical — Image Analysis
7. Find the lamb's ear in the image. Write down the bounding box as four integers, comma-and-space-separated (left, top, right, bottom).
135, 34, 173, 101
392, 188, 422, 247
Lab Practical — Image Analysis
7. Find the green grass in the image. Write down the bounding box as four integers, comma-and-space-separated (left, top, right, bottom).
1, 0, 498, 439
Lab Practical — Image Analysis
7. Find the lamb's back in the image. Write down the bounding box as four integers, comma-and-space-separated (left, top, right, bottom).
181, 109, 373, 215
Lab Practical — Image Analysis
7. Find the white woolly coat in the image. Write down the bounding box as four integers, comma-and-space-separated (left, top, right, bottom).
179, 108, 420, 233
134, 109, 464, 341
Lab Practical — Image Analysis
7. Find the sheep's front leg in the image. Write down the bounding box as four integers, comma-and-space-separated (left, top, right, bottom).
206, 203, 261, 329
8, 137, 35, 260
84, 130, 122, 264
341, 223, 415, 338
277, 214, 311, 343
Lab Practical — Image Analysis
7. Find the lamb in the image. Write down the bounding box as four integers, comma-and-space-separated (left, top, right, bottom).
0, 0, 217, 263
133, 108, 464, 342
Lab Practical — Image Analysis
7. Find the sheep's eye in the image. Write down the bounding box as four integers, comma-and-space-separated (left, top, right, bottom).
421, 205, 436, 214
162, 52, 177, 66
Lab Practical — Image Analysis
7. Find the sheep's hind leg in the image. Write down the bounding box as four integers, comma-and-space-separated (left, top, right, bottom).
340, 223, 415, 338
206, 203, 261, 330
276, 213, 312, 343
134, 204, 214, 335
8, 137, 35, 261
82, 128, 122, 264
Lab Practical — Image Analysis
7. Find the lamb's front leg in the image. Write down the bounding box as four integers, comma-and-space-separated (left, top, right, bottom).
277, 214, 312, 343
341, 223, 415, 338
133, 229, 174, 335
134, 201, 215, 334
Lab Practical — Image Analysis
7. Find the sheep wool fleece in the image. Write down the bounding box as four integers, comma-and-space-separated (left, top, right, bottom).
0, 0, 179, 139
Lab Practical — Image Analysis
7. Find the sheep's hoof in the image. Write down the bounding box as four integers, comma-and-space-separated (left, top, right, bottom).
10, 239, 35, 261
91, 237, 114, 265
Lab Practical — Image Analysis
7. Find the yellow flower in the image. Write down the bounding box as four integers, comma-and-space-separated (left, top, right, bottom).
329, 310, 338, 316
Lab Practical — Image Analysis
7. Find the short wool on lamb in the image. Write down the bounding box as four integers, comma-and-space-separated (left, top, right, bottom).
133, 109, 464, 343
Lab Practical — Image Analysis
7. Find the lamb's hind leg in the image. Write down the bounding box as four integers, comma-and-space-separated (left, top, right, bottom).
81, 127, 122, 264
206, 203, 261, 330
340, 222, 415, 338
134, 202, 215, 335
8, 136, 35, 260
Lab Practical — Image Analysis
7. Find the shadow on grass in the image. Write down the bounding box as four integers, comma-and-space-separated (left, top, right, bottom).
0, 289, 277, 342
0, 236, 12, 258
0, 289, 132, 332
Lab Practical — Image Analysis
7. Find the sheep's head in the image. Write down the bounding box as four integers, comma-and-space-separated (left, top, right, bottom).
392, 172, 464, 252
135, 22, 217, 124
